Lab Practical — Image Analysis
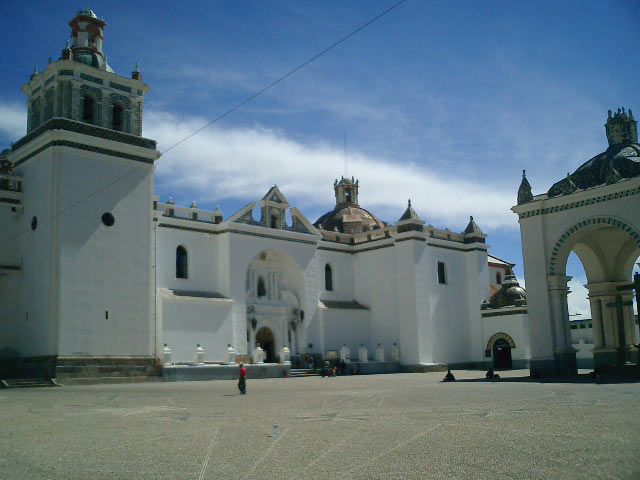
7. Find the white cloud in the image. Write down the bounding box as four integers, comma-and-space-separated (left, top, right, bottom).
567, 277, 590, 320
0, 103, 27, 142
145, 110, 518, 230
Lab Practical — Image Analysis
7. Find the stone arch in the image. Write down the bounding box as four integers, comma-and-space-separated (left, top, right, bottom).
549, 216, 640, 276
109, 93, 131, 133
486, 332, 516, 351
43, 88, 55, 122
29, 98, 42, 131
79, 85, 103, 126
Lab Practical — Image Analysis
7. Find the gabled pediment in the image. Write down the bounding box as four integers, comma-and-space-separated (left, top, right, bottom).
260, 185, 289, 207
227, 202, 261, 226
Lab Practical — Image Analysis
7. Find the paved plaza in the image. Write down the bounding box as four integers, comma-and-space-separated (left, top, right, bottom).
1, 370, 639, 479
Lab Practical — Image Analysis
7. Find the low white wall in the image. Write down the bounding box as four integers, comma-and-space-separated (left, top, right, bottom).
161, 297, 234, 363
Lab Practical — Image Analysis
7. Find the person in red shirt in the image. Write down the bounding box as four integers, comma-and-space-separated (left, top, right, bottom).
238, 363, 247, 394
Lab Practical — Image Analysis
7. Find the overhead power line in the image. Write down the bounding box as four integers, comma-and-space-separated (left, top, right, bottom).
161, 0, 408, 154
1, 0, 408, 247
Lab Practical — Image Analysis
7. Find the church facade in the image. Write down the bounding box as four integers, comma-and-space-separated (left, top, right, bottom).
0, 9, 529, 379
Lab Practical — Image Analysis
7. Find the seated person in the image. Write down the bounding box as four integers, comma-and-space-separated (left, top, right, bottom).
442, 369, 456, 382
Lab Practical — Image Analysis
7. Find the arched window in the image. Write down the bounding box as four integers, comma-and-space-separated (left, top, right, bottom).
271, 214, 279, 229
496, 272, 502, 284
44, 91, 54, 122
345, 190, 352, 203
176, 245, 188, 279
112, 102, 124, 131
257, 276, 267, 297
30, 100, 41, 130
82, 95, 96, 124
325, 264, 333, 291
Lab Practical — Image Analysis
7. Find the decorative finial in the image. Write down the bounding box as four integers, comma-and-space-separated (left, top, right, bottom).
33, 66, 38, 74
190, 201, 197, 208
65, 40, 70, 49
48, 57, 52, 64
470, 215, 473, 221
167, 197, 174, 205
522, 169, 526, 178
407, 199, 411, 207
134, 62, 140, 72
608, 110, 612, 119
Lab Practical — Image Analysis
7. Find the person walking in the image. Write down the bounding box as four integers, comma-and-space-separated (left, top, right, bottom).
238, 363, 247, 394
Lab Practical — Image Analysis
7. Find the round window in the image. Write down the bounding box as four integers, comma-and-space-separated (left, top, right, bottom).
102, 212, 115, 227
31, 216, 37, 231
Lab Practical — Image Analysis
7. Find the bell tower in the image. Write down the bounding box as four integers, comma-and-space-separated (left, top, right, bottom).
1, 9, 161, 377
334, 176, 359, 206
22, 8, 147, 136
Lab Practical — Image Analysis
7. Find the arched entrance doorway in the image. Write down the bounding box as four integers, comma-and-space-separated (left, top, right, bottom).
493, 339, 512, 369
256, 327, 275, 363
245, 249, 305, 360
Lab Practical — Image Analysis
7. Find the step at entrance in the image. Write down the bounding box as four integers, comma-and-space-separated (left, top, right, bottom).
289, 368, 319, 378
1, 378, 60, 388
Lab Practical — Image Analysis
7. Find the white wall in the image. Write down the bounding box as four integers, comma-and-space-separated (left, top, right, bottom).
14, 152, 58, 356
56, 149, 155, 356
354, 243, 401, 361
321, 308, 371, 355
481, 312, 530, 361
427, 244, 475, 364
0, 270, 21, 351
156, 227, 220, 293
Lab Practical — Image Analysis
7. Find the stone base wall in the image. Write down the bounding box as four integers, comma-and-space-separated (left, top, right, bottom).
163, 363, 290, 382
447, 359, 530, 371
55, 356, 161, 380
0, 355, 161, 380
401, 363, 447, 373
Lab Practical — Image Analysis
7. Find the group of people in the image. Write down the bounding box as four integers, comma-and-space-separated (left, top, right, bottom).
442, 368, 502, 382
321, 360, 347, 377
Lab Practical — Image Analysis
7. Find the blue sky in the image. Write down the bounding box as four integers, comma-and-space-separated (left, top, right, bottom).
1, 1, 639, 316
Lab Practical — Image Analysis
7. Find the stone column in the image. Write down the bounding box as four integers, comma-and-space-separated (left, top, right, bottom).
621, 292, 637, 346
547, 275, 577, 375
588, 282, 622, 368
588, 296, 604, 349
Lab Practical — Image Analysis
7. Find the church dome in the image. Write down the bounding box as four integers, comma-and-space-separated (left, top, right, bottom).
314, 206, 385, 233
487, 273, 526, 308
77, 8, 98, 19
73, 51, 114, 72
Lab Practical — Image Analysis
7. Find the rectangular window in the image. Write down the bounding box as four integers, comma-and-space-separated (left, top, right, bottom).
437, 261, 447, 285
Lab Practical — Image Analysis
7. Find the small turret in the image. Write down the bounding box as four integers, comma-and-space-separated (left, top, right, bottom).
396, 199, 424, 233
605, 107, 637, 146
132, 62, 141, 81
517, 170, 533, 205
462, 216, 486, 244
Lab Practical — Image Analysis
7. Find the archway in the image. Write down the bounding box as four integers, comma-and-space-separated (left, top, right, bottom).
550, 219, 640, 370
256, 327, 275, 363
493, 339, 512, 369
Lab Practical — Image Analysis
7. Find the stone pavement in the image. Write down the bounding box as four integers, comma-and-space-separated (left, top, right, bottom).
1, 370, 639, 479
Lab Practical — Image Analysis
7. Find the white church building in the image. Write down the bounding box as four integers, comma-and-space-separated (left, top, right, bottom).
0, 9, 530, 381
